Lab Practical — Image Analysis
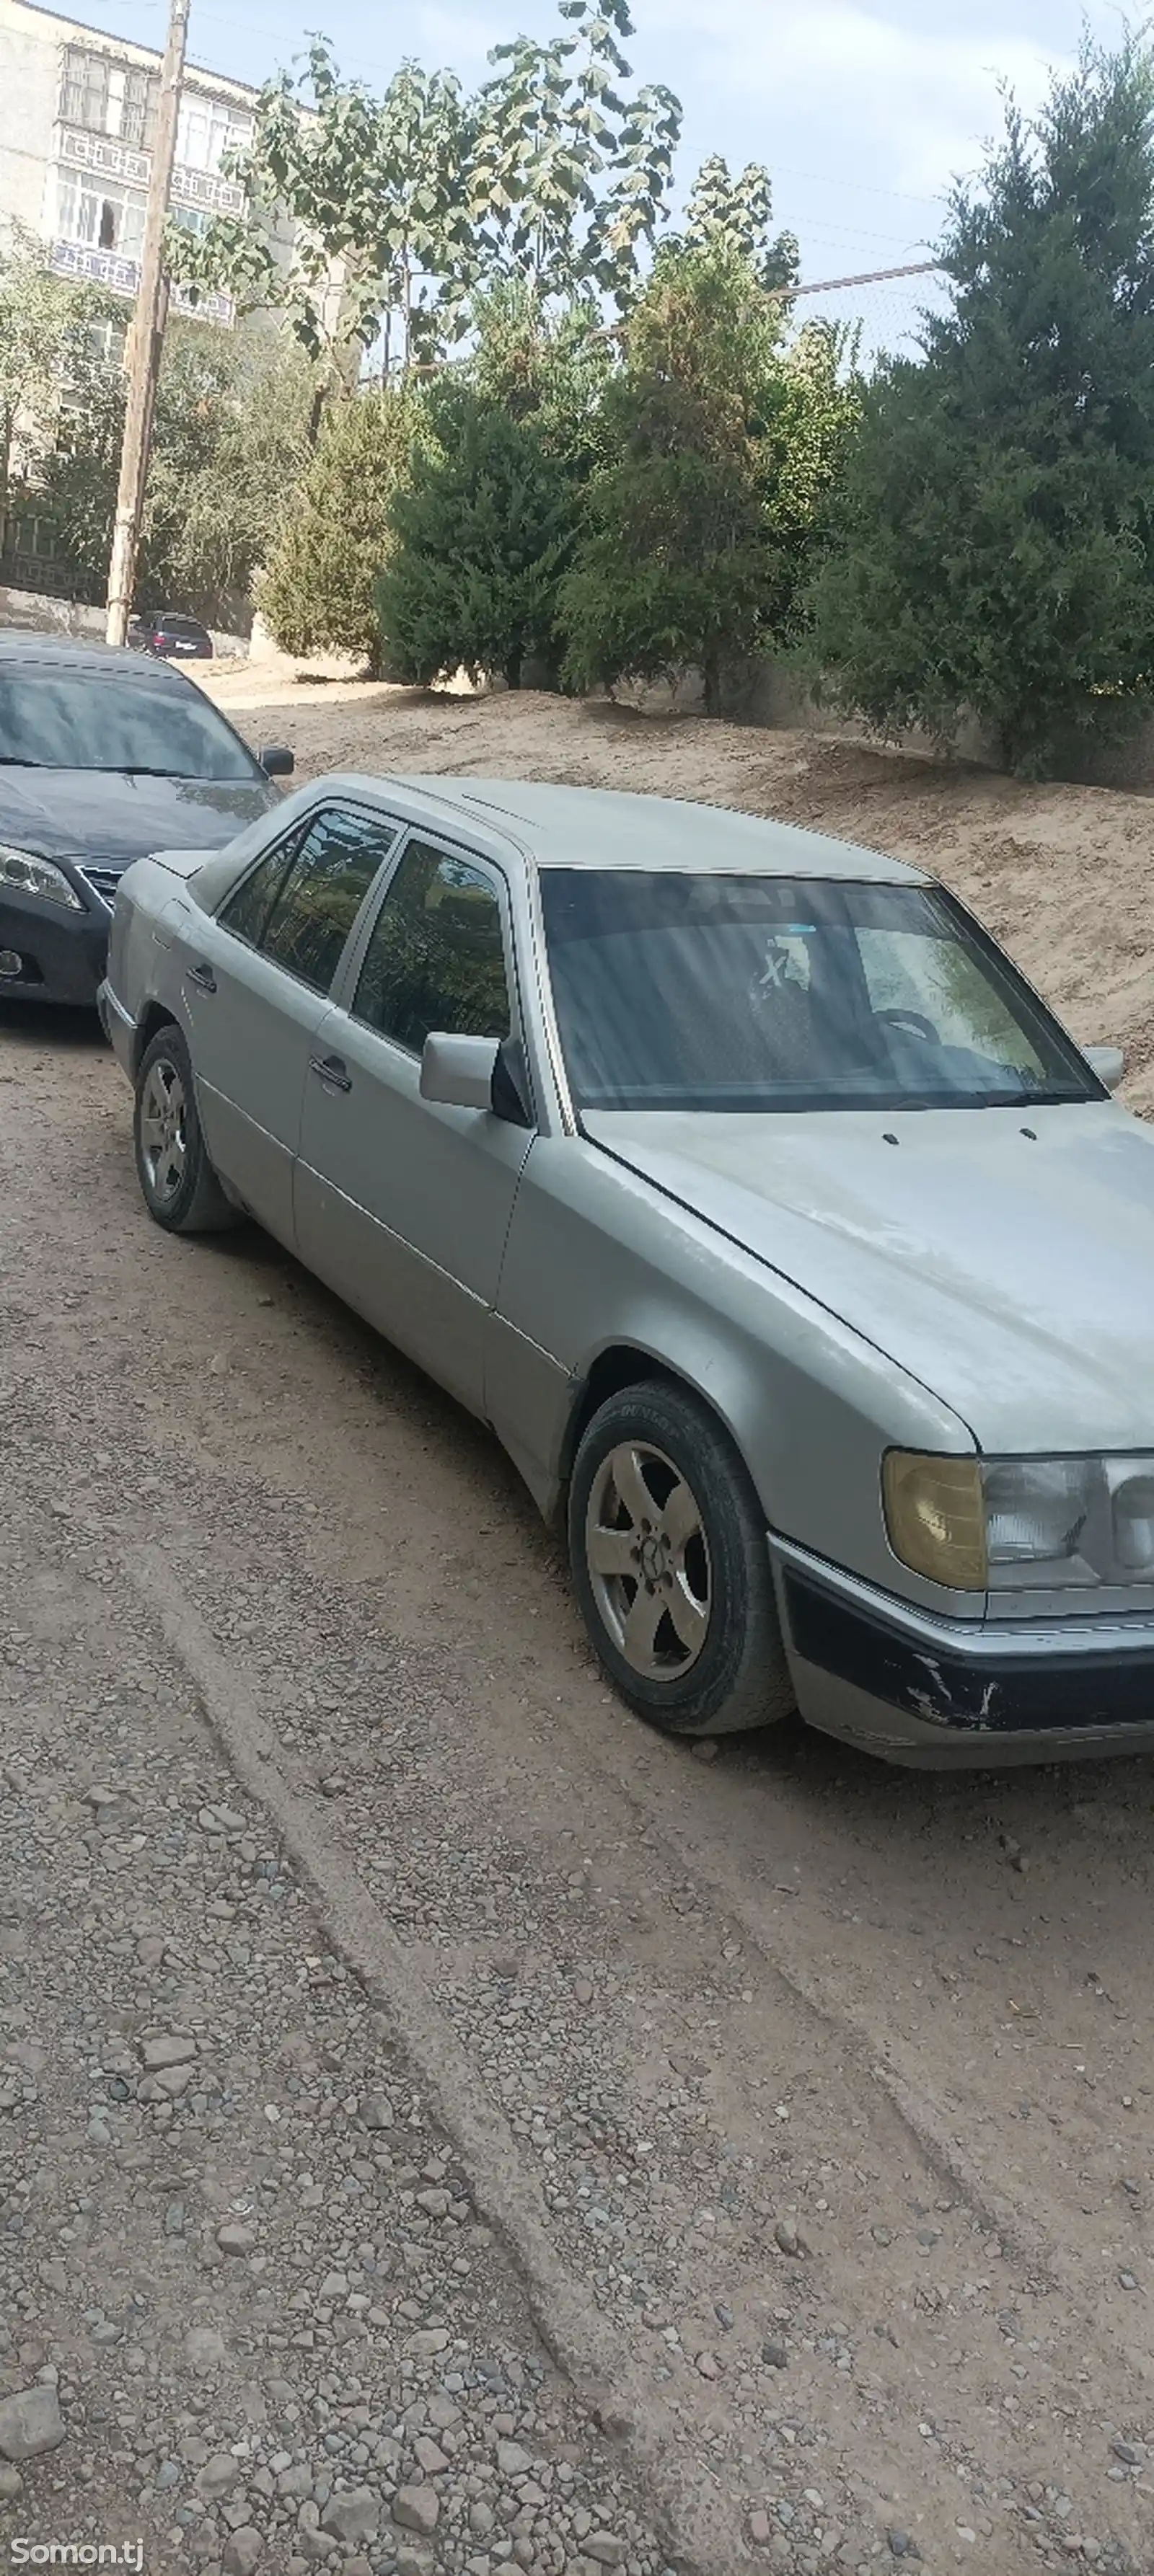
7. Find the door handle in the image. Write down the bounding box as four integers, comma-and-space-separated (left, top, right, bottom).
187, 961, 216, 993
310, 1053, 352, 1093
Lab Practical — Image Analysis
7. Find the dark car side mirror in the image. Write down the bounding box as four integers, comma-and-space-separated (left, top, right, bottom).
258, 745, 294, 779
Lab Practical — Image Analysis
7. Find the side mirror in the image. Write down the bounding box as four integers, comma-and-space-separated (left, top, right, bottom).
420, 1032, 533, 1125
258, 744, 294, 779
420, 1032, 501, 1112
1084, 1043, 1125, 1092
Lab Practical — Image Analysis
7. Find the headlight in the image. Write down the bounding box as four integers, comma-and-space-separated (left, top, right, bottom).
882, 1453, 987, 1589
0, 845, 83, 910
884, 1451, 1154, 1591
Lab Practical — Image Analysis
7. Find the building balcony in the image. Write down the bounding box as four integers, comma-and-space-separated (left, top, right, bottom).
56, 123, 247, 217
49, 238, 235, 327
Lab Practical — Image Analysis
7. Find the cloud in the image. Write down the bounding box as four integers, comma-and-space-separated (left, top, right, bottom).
643, 0, 1073, 200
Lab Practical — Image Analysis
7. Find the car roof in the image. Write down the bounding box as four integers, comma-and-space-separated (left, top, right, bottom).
362, 774, 924, 884
0, 628, 193, 686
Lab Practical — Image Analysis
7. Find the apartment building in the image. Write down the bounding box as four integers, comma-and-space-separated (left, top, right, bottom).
0, 0, 289, 325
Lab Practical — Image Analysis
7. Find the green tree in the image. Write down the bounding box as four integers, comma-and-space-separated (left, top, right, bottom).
35, 322, 312, 624
757, 319, 862, 638
681, 154, 798, 293
560, 243, 783, 712
143, 329, 312, 617
171, 43, 475, 390
376, 376, 580, 689
803, 33, 1154, 775
468, 0, 681, 310
0, 229, 105, 555
260, 385, 418, 669
470, 276, 613, 477
171, 1, 682, 389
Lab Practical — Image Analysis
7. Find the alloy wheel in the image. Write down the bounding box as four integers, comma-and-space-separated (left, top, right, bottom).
139, 1057, 188, 1204
585, 1440, 713, 1679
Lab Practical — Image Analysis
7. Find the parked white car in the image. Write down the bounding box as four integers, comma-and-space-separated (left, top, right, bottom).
100, 774, 1154, 1768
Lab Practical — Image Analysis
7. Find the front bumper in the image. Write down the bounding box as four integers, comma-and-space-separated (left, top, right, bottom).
775, 1538, 1154, 1768
0, 888, 109, 1005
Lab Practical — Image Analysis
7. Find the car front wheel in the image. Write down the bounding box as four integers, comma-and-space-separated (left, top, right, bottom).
133, 1024, 240, 1234
568, 1379, 795, 1738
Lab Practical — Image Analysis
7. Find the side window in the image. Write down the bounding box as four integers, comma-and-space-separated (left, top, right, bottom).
218, 823, 307, 947
257, 808, 397, 995
353, 838, 511, 1053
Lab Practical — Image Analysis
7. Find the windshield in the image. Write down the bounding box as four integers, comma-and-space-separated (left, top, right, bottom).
540, 870, 1100, 1114
0, 669, 260, 781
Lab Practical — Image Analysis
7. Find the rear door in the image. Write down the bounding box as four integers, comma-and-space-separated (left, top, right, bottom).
294, 831, 534, 1414
182, 802, 399, 1242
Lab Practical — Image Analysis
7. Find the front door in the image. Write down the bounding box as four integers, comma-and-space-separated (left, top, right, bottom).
184, 804, 399, 1241
294, 832, 534, 1415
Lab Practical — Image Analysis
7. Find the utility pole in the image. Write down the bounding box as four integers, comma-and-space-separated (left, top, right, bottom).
105, 0, 189, 645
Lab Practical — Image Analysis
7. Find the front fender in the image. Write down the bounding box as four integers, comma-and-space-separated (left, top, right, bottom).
493, 1135, 977, 1616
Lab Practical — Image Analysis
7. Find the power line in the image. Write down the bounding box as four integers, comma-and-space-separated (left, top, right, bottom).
767, 259, 943, 304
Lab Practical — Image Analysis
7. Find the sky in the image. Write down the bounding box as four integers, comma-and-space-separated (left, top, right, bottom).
62, 0, 1130, 351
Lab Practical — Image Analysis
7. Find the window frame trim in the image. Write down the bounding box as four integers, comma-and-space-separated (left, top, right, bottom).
213, 801, 404, 1001
336, 821, 530, 1097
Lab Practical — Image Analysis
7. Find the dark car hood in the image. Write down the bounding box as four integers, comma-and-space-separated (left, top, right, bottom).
0, 766, 272, 869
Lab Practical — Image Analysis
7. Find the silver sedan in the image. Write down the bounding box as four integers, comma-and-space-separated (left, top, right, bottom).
99, 774, 1154, 1769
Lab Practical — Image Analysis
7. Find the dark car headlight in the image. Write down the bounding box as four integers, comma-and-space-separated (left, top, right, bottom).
0, 845, 84, 911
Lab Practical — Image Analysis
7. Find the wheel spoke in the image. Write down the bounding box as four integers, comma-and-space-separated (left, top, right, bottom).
666, 1574, 709, 1656
622, 1582, 664, 1671
659, 1477, 702, 1559
587, 1524, 638, 1577
608, 1443, 653, 1532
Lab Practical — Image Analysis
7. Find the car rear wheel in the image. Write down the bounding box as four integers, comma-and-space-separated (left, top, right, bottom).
568, 1379, 795, 1738
133, 1024, 241, 1235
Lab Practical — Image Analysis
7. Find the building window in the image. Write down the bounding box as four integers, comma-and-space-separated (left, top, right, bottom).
175, 94, 252, 174
171, 203, 212, 240
56, 170, 147, 259
61, 48, 159, 149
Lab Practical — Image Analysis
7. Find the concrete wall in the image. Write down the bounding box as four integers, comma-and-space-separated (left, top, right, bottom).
0, 582, 248, 658
611, 658, 1154, 795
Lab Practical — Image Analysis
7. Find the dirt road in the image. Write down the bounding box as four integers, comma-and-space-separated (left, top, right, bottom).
1, 688, 1153, 2576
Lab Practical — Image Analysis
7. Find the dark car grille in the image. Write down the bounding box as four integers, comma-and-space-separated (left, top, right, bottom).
77, 866, 123, 911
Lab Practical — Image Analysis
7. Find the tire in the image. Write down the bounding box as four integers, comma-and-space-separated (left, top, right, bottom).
133, 1022, 242, 1236
568, 1378, 796, 1738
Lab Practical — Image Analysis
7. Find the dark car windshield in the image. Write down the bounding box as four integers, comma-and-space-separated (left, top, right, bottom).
540, 869, 1101, 1114
0, 668, 259, 780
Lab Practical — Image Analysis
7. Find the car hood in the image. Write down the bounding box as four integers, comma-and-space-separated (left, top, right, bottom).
583, 1102, 1154, 1452
0, 766, 271, 869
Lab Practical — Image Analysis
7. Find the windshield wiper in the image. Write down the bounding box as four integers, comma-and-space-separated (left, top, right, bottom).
118, 766, 185, 779
0, 755, 48, 767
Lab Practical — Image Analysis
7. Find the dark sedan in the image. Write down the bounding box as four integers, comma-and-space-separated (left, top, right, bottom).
0, 632, 293, 1006
128, 611, 214, 660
